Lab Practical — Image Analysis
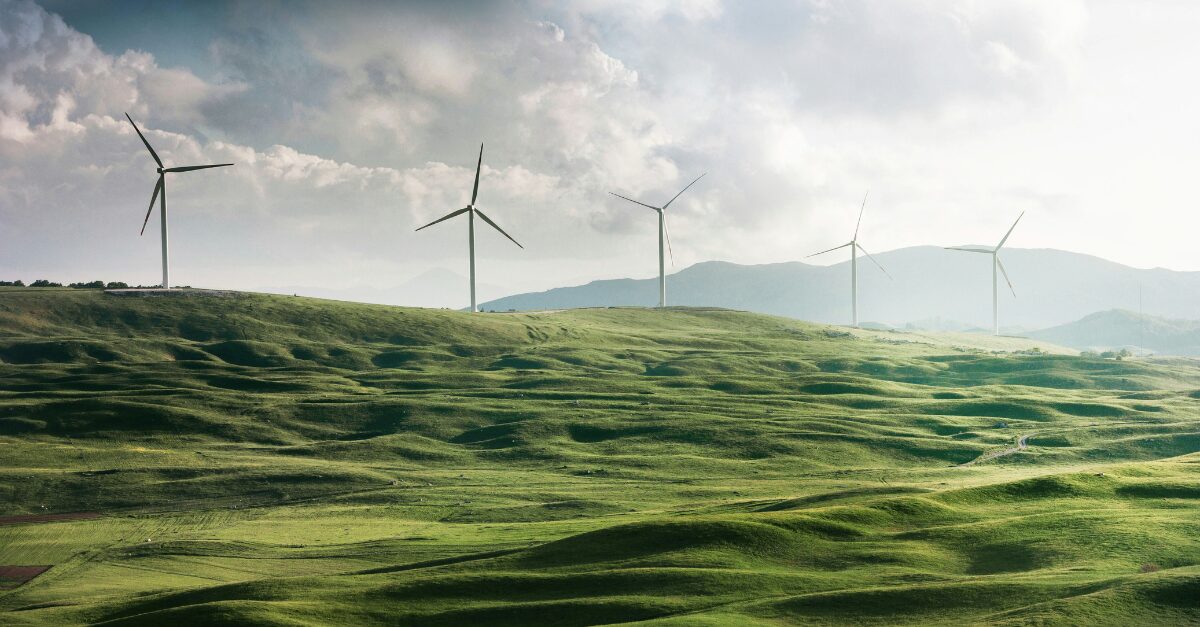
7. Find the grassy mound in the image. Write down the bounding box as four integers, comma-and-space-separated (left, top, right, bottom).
2, 288, 1199, 624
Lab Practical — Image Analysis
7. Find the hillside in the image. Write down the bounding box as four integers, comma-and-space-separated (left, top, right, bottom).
2, 288, 1200, 625
480, 247, 1200, 330
1030, 309, 1200, 356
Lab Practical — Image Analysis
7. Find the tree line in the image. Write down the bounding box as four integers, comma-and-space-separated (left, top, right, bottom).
0, 280, 137, 288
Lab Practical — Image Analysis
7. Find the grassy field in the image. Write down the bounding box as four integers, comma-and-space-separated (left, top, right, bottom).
1, 287, 1198, 625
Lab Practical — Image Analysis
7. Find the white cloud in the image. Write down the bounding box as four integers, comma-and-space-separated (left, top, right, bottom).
0, 1, 246, 142
20, 0, 1200, 309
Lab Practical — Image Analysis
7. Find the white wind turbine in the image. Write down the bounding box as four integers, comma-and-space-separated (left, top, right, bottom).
946, 211, 1024, 335
125, 113, 234, 289
807, 192, 892, 327
609, 173, 706, 308
415, 143, 523, 312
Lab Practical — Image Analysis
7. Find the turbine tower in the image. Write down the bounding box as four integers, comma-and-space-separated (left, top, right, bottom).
415, 143, 523, 312
946, 212, 1024, 335
125, 113, 233, 289
807, 192, 892, 327
609, 173, 706, 308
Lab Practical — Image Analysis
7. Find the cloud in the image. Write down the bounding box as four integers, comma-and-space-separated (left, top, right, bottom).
4, 0, 1131, 307
0, 0, 246, 142
0, 1, 576, 293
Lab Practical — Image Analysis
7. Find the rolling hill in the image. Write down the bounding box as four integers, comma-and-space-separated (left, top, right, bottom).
1030, 309, 1200, 356
480, 246, 1200, 330
1, 288, 1199, 625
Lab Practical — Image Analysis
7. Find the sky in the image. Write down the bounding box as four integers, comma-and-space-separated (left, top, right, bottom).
2, 0, 1199, 307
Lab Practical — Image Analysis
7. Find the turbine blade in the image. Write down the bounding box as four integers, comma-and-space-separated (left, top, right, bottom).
163, 163, 234, 173
945, 246, 992, 254
140, 176, 163, 236
806, 242, 853, 258
471, 143, 483, 206
474, 208, 523, 249
663, 212, 675, 267
608, 192, 660, 211
996, 211, 1025, 250
853, 190, 868, 240
415, 207, 469, 232
662, 172, 707, 209
125, 112, 162, 168
996, 256, 1016, 297
856, 243, 892, 279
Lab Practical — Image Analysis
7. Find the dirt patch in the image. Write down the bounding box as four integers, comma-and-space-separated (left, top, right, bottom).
0, 565, 51, 589
0, 512, 100, 526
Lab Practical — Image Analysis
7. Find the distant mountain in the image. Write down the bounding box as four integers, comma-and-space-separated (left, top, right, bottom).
481, 246, 1200, 329
262, 268, 503, 309
1029, 309, 1200, 356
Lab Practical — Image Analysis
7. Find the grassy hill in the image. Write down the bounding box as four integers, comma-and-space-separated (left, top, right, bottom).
2, 288, 1199, 624
1030, 309, 1200, 356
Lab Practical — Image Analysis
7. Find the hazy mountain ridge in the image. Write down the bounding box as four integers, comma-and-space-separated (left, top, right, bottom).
481, 246, 1200, 329
261, 268, 505, 309
1030, 309, 1200, 356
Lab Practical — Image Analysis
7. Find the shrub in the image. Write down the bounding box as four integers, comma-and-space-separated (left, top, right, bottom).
0, 280, 24, 287
69, 281, 106, 289
29, 279, 63, 287
106, 282, 129, 289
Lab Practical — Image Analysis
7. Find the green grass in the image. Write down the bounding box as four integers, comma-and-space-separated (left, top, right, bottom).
1, 287, 1199, 625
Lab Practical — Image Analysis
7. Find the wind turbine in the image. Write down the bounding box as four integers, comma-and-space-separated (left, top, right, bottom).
125, 113, 233, 289
946, 212, 1024, 335
807, 192, 892, 327
415, 143, 523, 312
609, 173, 706, 308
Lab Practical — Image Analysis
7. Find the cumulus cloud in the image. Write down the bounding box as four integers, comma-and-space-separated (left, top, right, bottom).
2, 0, 1129, 305
0, 1, 579, 293
557, 1, 1084, 116
0, 0, 246, 142
0, 108, 565, 285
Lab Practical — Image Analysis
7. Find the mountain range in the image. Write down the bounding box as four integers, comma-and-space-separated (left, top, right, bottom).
480, 246, 1200, 330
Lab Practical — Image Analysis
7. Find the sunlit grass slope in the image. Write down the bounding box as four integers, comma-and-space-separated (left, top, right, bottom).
1, 287, 1198, 625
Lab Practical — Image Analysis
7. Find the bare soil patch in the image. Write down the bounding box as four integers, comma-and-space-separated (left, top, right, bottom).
0, 565, 51, 589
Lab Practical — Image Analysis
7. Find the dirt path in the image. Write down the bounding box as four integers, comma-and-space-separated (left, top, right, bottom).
960, 434, 1029, 467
